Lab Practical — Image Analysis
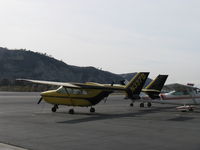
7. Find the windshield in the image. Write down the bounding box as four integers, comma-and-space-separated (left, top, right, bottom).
170, 90, 190, 96
57, 86, 68, 94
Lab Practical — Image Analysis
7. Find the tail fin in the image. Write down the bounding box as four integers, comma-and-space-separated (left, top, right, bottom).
125, 72, 149, 99
142, 75, 168, 99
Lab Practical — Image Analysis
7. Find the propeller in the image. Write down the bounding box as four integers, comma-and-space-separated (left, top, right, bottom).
104, 97, 108, 103
37, 97, 43, 104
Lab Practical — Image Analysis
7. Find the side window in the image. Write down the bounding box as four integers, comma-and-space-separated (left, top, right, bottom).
173, 91, 190, 96
82, 90, 87, 95
72, 89, 88, 95
65, 88, 73, 94
57, 87, 88, 95
172, 91, 182, 96
73, 89, 82, 95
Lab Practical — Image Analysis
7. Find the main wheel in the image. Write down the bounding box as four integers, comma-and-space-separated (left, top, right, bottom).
140, 103, 144, 107
189, 108, 194, 112
69, 109, 74, 114
90, 107, 95, 113
147, 102, 152, 107
130, 103, 134, 107
51, 106, 57, 112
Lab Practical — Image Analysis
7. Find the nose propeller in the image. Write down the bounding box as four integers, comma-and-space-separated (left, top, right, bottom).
37, 97, 43, 104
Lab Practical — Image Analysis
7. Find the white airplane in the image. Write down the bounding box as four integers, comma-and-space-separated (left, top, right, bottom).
140, 82, 200, 112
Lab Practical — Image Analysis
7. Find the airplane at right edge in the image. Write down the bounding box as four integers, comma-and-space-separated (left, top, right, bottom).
133, 75, 200, 112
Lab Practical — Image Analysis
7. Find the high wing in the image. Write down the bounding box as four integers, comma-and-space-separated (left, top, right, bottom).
17, 72, 149, 94
74, 82, 125, 90
17, 79, 125, 91
164, 83, 199, 92
17, 79, 80, 88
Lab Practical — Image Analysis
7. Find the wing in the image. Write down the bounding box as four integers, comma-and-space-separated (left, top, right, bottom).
17, 79, 80, 88
164, 83, 199, 92
73, 82, 125, 91
17, 79, 125, 91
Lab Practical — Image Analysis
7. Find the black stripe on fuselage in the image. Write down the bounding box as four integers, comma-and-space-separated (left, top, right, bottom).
87, 91, 113, 105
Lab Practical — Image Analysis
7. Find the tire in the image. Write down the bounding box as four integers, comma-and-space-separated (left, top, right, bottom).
140, 103, 144, 107
189, 108, 194, 112
69, 109, 74, 114
51, 107, 57, 112
90, 107, 95, 113
147, 102, 152, 107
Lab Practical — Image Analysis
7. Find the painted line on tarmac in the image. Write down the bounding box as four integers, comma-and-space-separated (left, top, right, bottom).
0, 143, 28, 150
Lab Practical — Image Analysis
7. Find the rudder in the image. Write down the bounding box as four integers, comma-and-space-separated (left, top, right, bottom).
143, 75, 168, 99
125, 72, 149, 99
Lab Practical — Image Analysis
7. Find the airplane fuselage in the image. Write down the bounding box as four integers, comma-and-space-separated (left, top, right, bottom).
141, 93, 200, 105
41, 86, 113, 107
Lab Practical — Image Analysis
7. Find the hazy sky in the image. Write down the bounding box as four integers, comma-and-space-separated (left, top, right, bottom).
0, 0, 200, 84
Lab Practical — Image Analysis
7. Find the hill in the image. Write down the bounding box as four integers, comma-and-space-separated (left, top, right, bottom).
0, 47, 126, 84
0, 47, 152, 87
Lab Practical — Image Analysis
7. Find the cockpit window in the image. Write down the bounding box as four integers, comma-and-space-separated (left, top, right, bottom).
57, 86, 87, 95
197, 89, 200, 94
68, 88, 88, 95
171, 91, 190, 95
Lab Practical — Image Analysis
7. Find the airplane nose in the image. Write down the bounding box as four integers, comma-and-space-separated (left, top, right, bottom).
39, 91, 53, 104
39, 91, 52, 104
41, 91, 48, 96
41, 90, 56, 96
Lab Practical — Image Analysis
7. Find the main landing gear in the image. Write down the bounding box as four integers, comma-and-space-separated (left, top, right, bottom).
69, 109, 74, 114
130, 103, 134, 107
90, 107, 95, 113
51, 105, 58, 112
68, 107, 95, 114
189, 108, 194, 112
140, 103, 144, 107
51, 105, 96, 114
147, 102, 152, 107
139, 102, 152, 108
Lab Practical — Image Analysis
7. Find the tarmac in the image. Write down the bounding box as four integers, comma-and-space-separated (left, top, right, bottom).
0, 91, 200, 150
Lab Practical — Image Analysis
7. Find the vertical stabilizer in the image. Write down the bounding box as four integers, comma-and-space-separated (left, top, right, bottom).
143, 75, 168, 99
125, 72, 149, 99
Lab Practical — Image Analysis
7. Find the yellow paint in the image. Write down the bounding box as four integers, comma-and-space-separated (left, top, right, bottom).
41, 88, 103, 107
37, 72, 149, 107
44, 97, 92, 106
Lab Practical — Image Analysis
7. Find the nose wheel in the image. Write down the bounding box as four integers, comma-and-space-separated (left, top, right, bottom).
90, 107, 95, 113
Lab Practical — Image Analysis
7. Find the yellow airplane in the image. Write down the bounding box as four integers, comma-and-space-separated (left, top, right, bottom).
18, 72, 149, 114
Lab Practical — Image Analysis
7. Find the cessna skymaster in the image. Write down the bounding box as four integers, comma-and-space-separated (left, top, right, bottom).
138, 76, 200, 111
18, 72, 149, 114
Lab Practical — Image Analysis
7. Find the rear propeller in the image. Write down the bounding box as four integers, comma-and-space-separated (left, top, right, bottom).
37, 97, 43, 104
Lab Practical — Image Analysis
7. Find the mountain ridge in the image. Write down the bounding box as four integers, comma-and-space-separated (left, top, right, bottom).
0, 47, 151, 84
